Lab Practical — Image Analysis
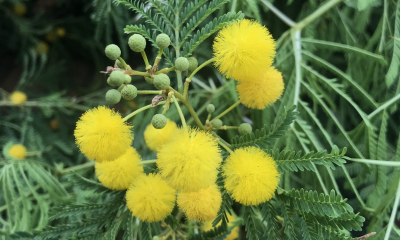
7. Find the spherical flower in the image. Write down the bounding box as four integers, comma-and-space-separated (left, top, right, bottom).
213, 19, 276, 82
157, 128, 222, 192
236, 67, 284, 110
13, 4, 27, 16
56, 27, 66, 37
74, 106, 133, 163
35, 41, 49, 55
9, 144, 27, 159
144, 118, 177, 152
126, 173, 176, 222
95, 147, 143, 190
177, 184, 222, 221
9, 91, 27, 105
222, 147, 280, 206
201, 213, 239, 240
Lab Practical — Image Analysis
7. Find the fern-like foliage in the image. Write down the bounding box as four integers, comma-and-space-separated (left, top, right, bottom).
261, 201, 282, 240
278, 189, 354, 218
280, 205, 298, 240
266, 146, 347, 172
243, 206, 260, 240
181, 12, 244, 56
231, 105, 299, 149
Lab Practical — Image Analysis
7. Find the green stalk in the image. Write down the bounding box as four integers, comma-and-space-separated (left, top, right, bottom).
169, 87, 204, 129
137, 90, 162, 95
140, 51, 151, 70
345, 158, 400, 167
221, 126, 239, 130
217, 139, 234, 154
384, 180, 400, 240
211, 100, 241, 122
117, 57, 128, 69
174, 7, 183, 93
187, 58, 215, 80
60, 161, 95, 174
368, 93, 400, 119
155, 66, 176, 75
172, 94, 187, 130
122, 100, 167, 122
139, 159, 157, 164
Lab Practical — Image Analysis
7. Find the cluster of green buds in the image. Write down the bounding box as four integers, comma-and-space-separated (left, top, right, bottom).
103, 33, 253, 136
204, 103, 252, 135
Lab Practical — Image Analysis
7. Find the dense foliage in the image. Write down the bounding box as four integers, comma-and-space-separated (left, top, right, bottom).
1, 0, 400, 239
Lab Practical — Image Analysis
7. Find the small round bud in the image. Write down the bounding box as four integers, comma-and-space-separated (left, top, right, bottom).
108, 71, 125, 86
238, 123, 252, 135
153, 74, 170, 90
206, 104, 215, 113
145, 77, 154, 84
124, 75, 131, 84
105, 44, 121, 60
175, 57, 189, 71
105, 89, 121, 104
121, 84, 138, 100
211, 119, 223, 129
156, 34, 170, 49
151, 114, 167, 129
187, 57, 198, 72
116, 59, 124, 69
128, 34, 146, 52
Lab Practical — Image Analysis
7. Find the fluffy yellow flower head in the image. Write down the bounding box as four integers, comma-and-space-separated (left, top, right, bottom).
177, 184, 222, 222
9, 144, 27, 159
237, 67, 284, 110
213, 19, 276, 82
157, 128, 222, 192
126, 173, 176, 222
10, 91, 27, 105
223, 147, 280, 206
35, 41, 49, 55
74, 106, 133, 163
202, 213, 239, 240
95, 147, 143, 190
144, 118, 178, 152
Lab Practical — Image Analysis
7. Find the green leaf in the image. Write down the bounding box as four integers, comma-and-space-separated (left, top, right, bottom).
261, 202, 282, 240
231, 105, 299, 149
243, 206, 260, 240
385, 0, 400, 87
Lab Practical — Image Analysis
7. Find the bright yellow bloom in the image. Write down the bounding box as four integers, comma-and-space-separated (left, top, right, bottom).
177, 184, 222, 222
202, 213, 239, 240
144, 118, 178, 152
213, 19, 276, 82
9, 91, 27, 105
95, 147, 143, 190
126, 173, 176, 222
74, 106, 133, 163
56, 27, 66, 37
13, 4, 27, 16
9, 144, 27, 159
157, 128, 222, 192
35, 41, 49, 55
236, 67, 284, 110
223, 147, 280, 206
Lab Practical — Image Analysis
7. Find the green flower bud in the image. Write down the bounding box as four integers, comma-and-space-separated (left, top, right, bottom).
124, 74, 131, 84
108, 70, 125, 86
175, 57, 189, 71
128, 34, 146, 52
187, 57, 198, 72
211, 119, 223, 129
156, 33, 170, 49
151, 114, 167, 129
206, 104, 215, 113
145, 77, 153, 84
153, 74, 170, 90
121, 84, 138, 100
105, 89, 121, 104
238, 123, 252, 135
116, 59, 124, 69
105, 44, 121, 60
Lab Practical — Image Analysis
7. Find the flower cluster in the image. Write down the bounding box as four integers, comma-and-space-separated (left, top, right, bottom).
213, 19, 284, 110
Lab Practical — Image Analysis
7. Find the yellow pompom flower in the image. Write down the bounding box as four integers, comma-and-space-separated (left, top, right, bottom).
56, 27, 66, 37
35, 41, 49, 55
9, 91, 27, 105
95, 147, 143, 190
74, 106, 133, 163
223, 147, 280, 206
126, 173, 176, 222
202, 213, 239, 240
213, 19, 276, 82
177, 184, 222, 222
236, 67, 284, 110
9, 144, 27, 159
13, 4, 27, 16
144, 118, 178, 152
157, 128, 222, 192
